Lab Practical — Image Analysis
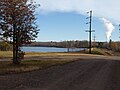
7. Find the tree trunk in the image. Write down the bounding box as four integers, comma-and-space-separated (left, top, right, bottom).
13, 24, 20, 64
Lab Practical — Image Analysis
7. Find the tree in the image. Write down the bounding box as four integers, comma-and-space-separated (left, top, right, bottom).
0, 41, 12, 51
0, 0, 40, 64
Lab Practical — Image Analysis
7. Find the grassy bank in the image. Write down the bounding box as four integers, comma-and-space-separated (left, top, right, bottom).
0, 51, 119, 75
91, 48, 113, 56
0, 51, 84, 58
0, 60, 70, 75
82, 48, 115, 56
0, 52, 76, 75
0, 48, 119, 58
0, 51, 12, 58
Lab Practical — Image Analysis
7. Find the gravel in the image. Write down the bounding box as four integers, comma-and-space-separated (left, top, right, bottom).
0, 59, 120, 90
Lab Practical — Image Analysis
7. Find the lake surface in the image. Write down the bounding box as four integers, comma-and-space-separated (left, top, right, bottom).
21, 46, 86, 52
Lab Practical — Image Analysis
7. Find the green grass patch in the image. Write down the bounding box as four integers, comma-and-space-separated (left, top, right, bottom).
0, 60, 69, 75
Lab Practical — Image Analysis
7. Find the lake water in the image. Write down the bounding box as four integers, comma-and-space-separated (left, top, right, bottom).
21, 46, 86, 52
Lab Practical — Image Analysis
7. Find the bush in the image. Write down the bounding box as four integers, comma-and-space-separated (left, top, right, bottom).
0, 41, 12, 51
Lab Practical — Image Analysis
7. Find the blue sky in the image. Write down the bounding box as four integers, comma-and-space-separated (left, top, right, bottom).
35, 0, 120, 42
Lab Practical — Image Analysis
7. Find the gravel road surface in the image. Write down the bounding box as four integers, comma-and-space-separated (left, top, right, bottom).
0, 59, 120, 90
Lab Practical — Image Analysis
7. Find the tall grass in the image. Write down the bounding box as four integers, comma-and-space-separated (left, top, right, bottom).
0, 51, 13, 57
83, 48, 113, 56
0, 60, 69, 74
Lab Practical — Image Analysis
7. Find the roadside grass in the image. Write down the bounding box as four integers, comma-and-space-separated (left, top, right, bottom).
84, 48, 113, 56
0, 49, 118, 58
25, 52, 81, 57
0, 52, 77, 75
0, 51, 12, 58
0, 60, 70, 75
0, 51, 81, 75
0, 51, 83, 58
0, 51, 120, 75
91, 48, 108, 55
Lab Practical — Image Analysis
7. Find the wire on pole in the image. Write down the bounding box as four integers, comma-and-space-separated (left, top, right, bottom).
85, 10, 95, 54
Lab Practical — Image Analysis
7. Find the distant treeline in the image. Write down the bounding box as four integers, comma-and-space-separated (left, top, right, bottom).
24, 40, 120, 52
24, 40, 89, 48
96, 40, 120, 52
0, 40, 120, 52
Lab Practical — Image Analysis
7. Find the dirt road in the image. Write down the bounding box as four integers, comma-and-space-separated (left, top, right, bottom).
0, 59, 120, 90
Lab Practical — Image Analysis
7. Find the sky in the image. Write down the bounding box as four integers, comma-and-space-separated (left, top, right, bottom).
34, 0, 120, 42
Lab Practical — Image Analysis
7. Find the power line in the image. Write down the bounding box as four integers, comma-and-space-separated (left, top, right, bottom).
86, 10, 95, 54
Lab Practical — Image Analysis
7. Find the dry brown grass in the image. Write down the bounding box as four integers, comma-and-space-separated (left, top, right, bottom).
0, 51, 82, 58
25, 52, 84, 57
0, 60, 70, 75
0, 51, 12, 58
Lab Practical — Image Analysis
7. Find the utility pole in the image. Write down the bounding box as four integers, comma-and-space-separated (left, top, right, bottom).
86, 10, 95, 54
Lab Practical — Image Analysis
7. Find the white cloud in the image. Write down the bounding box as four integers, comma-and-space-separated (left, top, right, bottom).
35, 0, 120, 23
